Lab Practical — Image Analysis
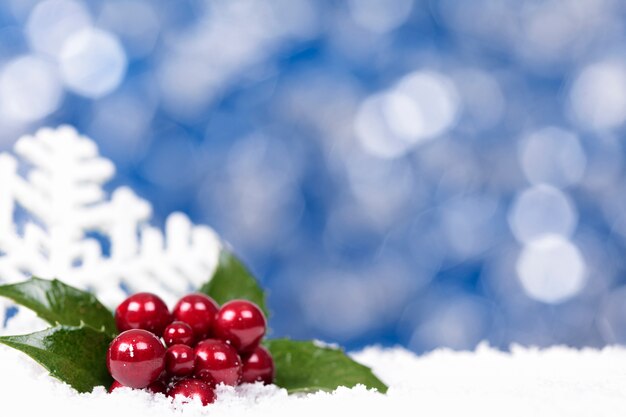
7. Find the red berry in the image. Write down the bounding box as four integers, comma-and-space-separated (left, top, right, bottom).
163, 321, 195, 347
109, 379, 166, 394
115, 292, 172, 334
168, 379, 215, 406
147, 380, 167, 394
241, 346, 275, 384
172, 294, 219, 340
165, 344, 195, 377
107, 329, 166, 389
194, 339, 242, 386
109, 380, 124, 392
214, 300, 266, 353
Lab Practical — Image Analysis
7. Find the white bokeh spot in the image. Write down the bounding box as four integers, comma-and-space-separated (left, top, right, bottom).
25, 0, 92, 58
348, 0, 414, 33
516, 235, 586, 304
520, 127, 586, 187
355, 71, 460, 158
569, 60, 626, 131
395, 71, 460, 140
508, 185, 578, 244
59, 28, 127, 98
354, 92, 414, 159
0, 55, 63, 122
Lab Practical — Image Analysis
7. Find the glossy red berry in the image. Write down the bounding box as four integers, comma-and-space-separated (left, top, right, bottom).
109, 380, 124, 392
241, 346, 275, 384
165, 344, 195, 377
172, 294, 219, 340
115, 292, 172, 334
109, 379, 165, 394
214, 300, 266, 353
168, 379, 215, 406
107, 329, 166, 389
163, 321, 195, 347
194, 339, 242, 386
147, 380, 167, 394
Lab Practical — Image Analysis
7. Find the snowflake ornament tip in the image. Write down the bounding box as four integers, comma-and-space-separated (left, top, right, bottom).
0, 125, 222, 316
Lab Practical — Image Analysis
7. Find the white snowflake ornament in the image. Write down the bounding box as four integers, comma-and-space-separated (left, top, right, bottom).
0, 126, 222, 326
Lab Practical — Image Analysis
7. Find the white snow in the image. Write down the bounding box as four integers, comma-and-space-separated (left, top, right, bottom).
2, 338, 626, 417
2, 313, 626, 417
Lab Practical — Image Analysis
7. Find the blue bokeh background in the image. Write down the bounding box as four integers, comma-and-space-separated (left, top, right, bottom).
1, 0, 626, 352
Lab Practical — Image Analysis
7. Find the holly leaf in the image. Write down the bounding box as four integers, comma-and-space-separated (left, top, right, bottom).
0, 325, 113, 393
264, 339, 388, 394
199, 249, 269, 316
0, 277, 116, 336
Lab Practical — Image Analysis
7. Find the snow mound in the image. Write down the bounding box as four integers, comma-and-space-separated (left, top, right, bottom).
2, 338, 626, 417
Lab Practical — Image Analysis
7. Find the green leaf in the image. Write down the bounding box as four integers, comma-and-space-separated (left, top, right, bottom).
0, 277, 116, 336
0, 325, 113, 393
199, 249, 269, 316
264, 339, 388, 394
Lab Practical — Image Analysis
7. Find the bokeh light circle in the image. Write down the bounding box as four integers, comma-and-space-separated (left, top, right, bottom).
520, 127, 586, 187
348, 0, 414, 33
59, 28, 127, 98
569, 60, 626, 131
0, 55, 63, 122
354, 71, 460, 158
395, 71, 460, 140
508, 185, 578, 244
25, 0, 92, 58
354, 92, 415, 158
97, 0, 160, 58
516, 235, 586, 304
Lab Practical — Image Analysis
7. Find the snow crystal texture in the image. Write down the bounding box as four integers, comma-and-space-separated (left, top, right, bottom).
2, 331, 626, 417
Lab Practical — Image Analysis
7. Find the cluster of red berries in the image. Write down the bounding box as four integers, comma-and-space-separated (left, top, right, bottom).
106, 292, 274, 406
